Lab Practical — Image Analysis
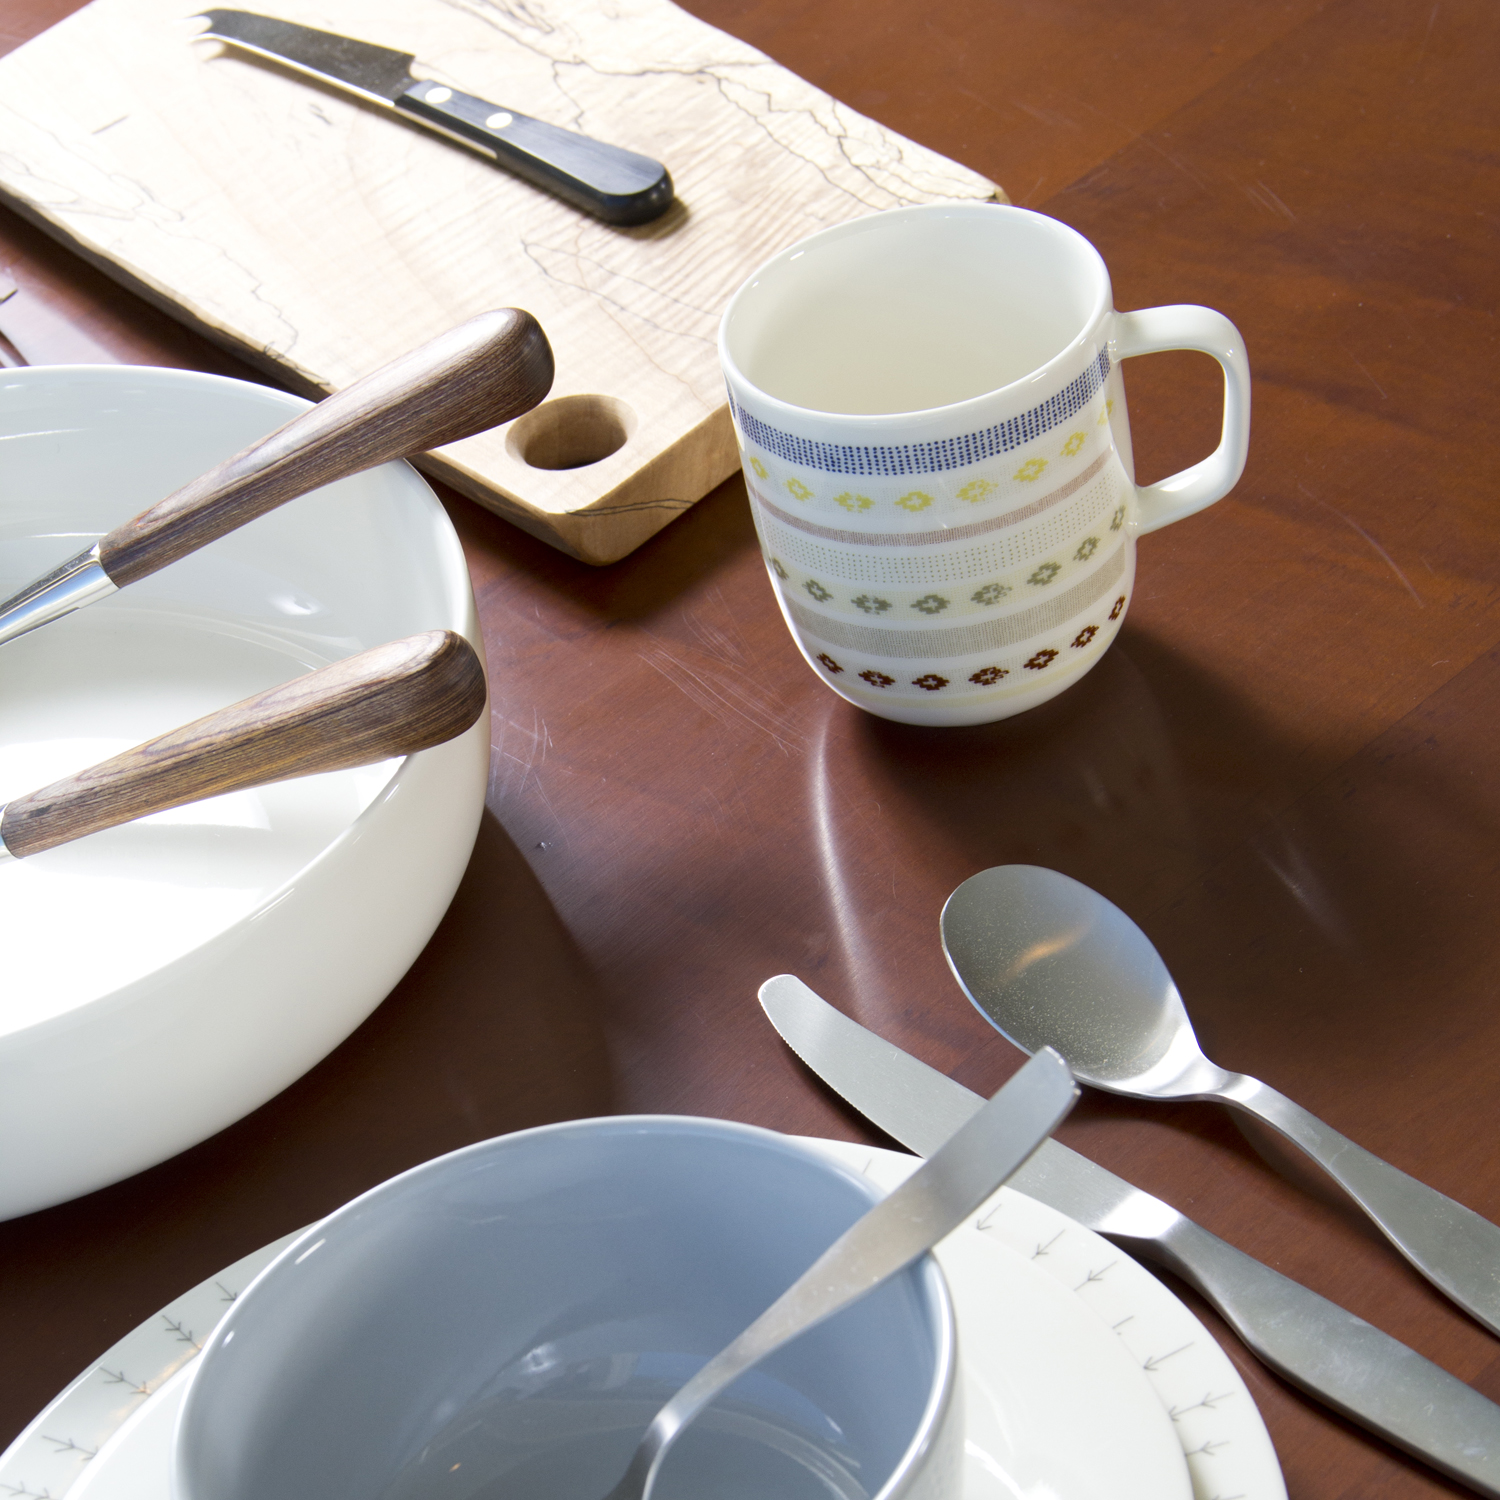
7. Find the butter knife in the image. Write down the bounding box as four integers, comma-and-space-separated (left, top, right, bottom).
195, 10, 674, 226
758, 973, 1500, 1498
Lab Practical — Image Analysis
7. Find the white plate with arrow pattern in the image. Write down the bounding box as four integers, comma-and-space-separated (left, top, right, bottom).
0, 1138, 1283, 1500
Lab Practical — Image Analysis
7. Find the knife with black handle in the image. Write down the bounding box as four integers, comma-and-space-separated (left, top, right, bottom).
196, 10, 674, 226
758, 973, 1500, 1499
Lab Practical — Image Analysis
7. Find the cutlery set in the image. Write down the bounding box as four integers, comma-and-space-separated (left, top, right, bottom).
759, 893, 1500, 1495
1, 308, 553, 841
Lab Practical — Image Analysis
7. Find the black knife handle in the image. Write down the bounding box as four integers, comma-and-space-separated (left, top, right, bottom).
395, 82, 673, 226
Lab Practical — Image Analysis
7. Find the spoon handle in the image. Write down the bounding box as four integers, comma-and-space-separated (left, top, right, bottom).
606, 1048, 1078, 1500
0, 630, 485, 860
1219, 1074, 1500, 1337
98, 309, 553, 587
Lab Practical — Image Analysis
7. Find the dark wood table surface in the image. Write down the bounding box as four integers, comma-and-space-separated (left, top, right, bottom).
4, 0, 1498, 1494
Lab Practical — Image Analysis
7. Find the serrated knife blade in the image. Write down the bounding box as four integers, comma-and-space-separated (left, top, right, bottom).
758, 973, 1500, 1498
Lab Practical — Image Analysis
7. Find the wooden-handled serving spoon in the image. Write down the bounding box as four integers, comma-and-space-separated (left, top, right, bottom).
0, 308, 554, 649
0, 629, 486, 861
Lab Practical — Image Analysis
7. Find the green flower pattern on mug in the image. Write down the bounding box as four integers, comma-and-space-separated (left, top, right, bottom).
896, 490, 935, 512
853, 594, 893, 615
1014, 458, 1048, 482
804, 579, 833, 602
786, 477, 814, 501
1075, 536, 1099, 561
749, 456, 768, 479
971, 583, 1011, 606
1110, 505, 1126, 531
1061, 430, 1087, 457
1028, 562, 1062, 586
912, 594, 950, 615
957, 478, 998, 504
769, 556, 788, 579
834, 491, 873, 512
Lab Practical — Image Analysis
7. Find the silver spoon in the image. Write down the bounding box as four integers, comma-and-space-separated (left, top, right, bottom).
601, 1046, 1078, 1500
940, 864, 1500, 1338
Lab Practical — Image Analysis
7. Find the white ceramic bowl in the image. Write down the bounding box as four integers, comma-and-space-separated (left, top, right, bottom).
0, 365, 489, 1220
174, 1116, 962, 1500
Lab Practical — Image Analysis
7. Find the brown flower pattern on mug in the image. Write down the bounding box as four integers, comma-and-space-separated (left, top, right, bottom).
912, 673, 950, 692
1075, 536, 1099, 561
860, 669, 895, 688
1109, 595, 1127, 621
816, 653, 844, 674
804, 579, 833, 602
1028, 562, 1061, 586
1024, 649, 1059, 671
1072, 625, 1099, 648
970, 666, 1009, 685
853, 593, 892, 615
912, 594, 950, 615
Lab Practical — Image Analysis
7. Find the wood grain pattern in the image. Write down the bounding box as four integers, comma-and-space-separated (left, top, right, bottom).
3, 1, 1500, 1498
0, 0, 1001, 564
98, 308, 553, 586
0, 630, 485, 858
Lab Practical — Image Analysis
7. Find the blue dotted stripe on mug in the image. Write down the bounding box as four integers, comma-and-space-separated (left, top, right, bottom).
731, 349, 1113, 477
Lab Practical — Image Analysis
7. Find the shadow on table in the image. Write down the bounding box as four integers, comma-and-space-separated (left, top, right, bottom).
441, 468, 759, 621
0, 808, 615, 1267
822, 628, 1500, 1220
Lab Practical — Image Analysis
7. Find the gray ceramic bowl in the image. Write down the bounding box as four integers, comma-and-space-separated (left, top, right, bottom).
173, 1116, 962, 1500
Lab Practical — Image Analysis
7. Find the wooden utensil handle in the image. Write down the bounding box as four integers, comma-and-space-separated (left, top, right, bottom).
98, 309, 553, 586
0, 630, 486, 859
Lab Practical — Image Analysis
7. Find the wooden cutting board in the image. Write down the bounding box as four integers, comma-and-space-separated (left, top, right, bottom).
0, 0, 1002, 563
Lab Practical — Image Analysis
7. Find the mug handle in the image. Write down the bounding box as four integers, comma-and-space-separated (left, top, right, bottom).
1112, 306, 1251, 534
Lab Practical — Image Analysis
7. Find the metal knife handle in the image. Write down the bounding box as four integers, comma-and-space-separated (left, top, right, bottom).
396, 82, 673, 226
1217, 1073, 1500, 1338
1129, 1214, 1500, 1497
0, 630, 485, 860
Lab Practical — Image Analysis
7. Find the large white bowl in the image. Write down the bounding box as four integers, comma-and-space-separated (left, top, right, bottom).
0, 365, 489, 1221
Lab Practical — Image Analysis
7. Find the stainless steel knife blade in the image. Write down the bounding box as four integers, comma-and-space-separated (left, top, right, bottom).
194, 10, 674, 225
758, 973, 1500, 1499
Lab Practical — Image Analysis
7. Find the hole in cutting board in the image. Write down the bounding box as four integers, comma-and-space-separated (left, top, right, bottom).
507, 394, 636, 470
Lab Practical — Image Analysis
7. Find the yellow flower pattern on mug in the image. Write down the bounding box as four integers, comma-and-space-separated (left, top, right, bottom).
1014, 458, 1048, 482
749, 456, 768, 479
1061, 431, 1086, 457
896, 490, 935, 512
834, 491, 874, 512
786, 477, 814, 501
957, 478, 997, 504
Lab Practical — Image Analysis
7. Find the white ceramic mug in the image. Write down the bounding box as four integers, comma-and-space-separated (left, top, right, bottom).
719, 204, 1250, 726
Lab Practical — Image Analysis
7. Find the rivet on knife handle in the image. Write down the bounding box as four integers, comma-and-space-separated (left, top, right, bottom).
0, 630, 485, 862
398, 83, 673, 227
0, 308, 553, 647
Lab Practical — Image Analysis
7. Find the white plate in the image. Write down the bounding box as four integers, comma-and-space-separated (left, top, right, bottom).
0, 366, 489, 1219
0, 1140, 1284, 1500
